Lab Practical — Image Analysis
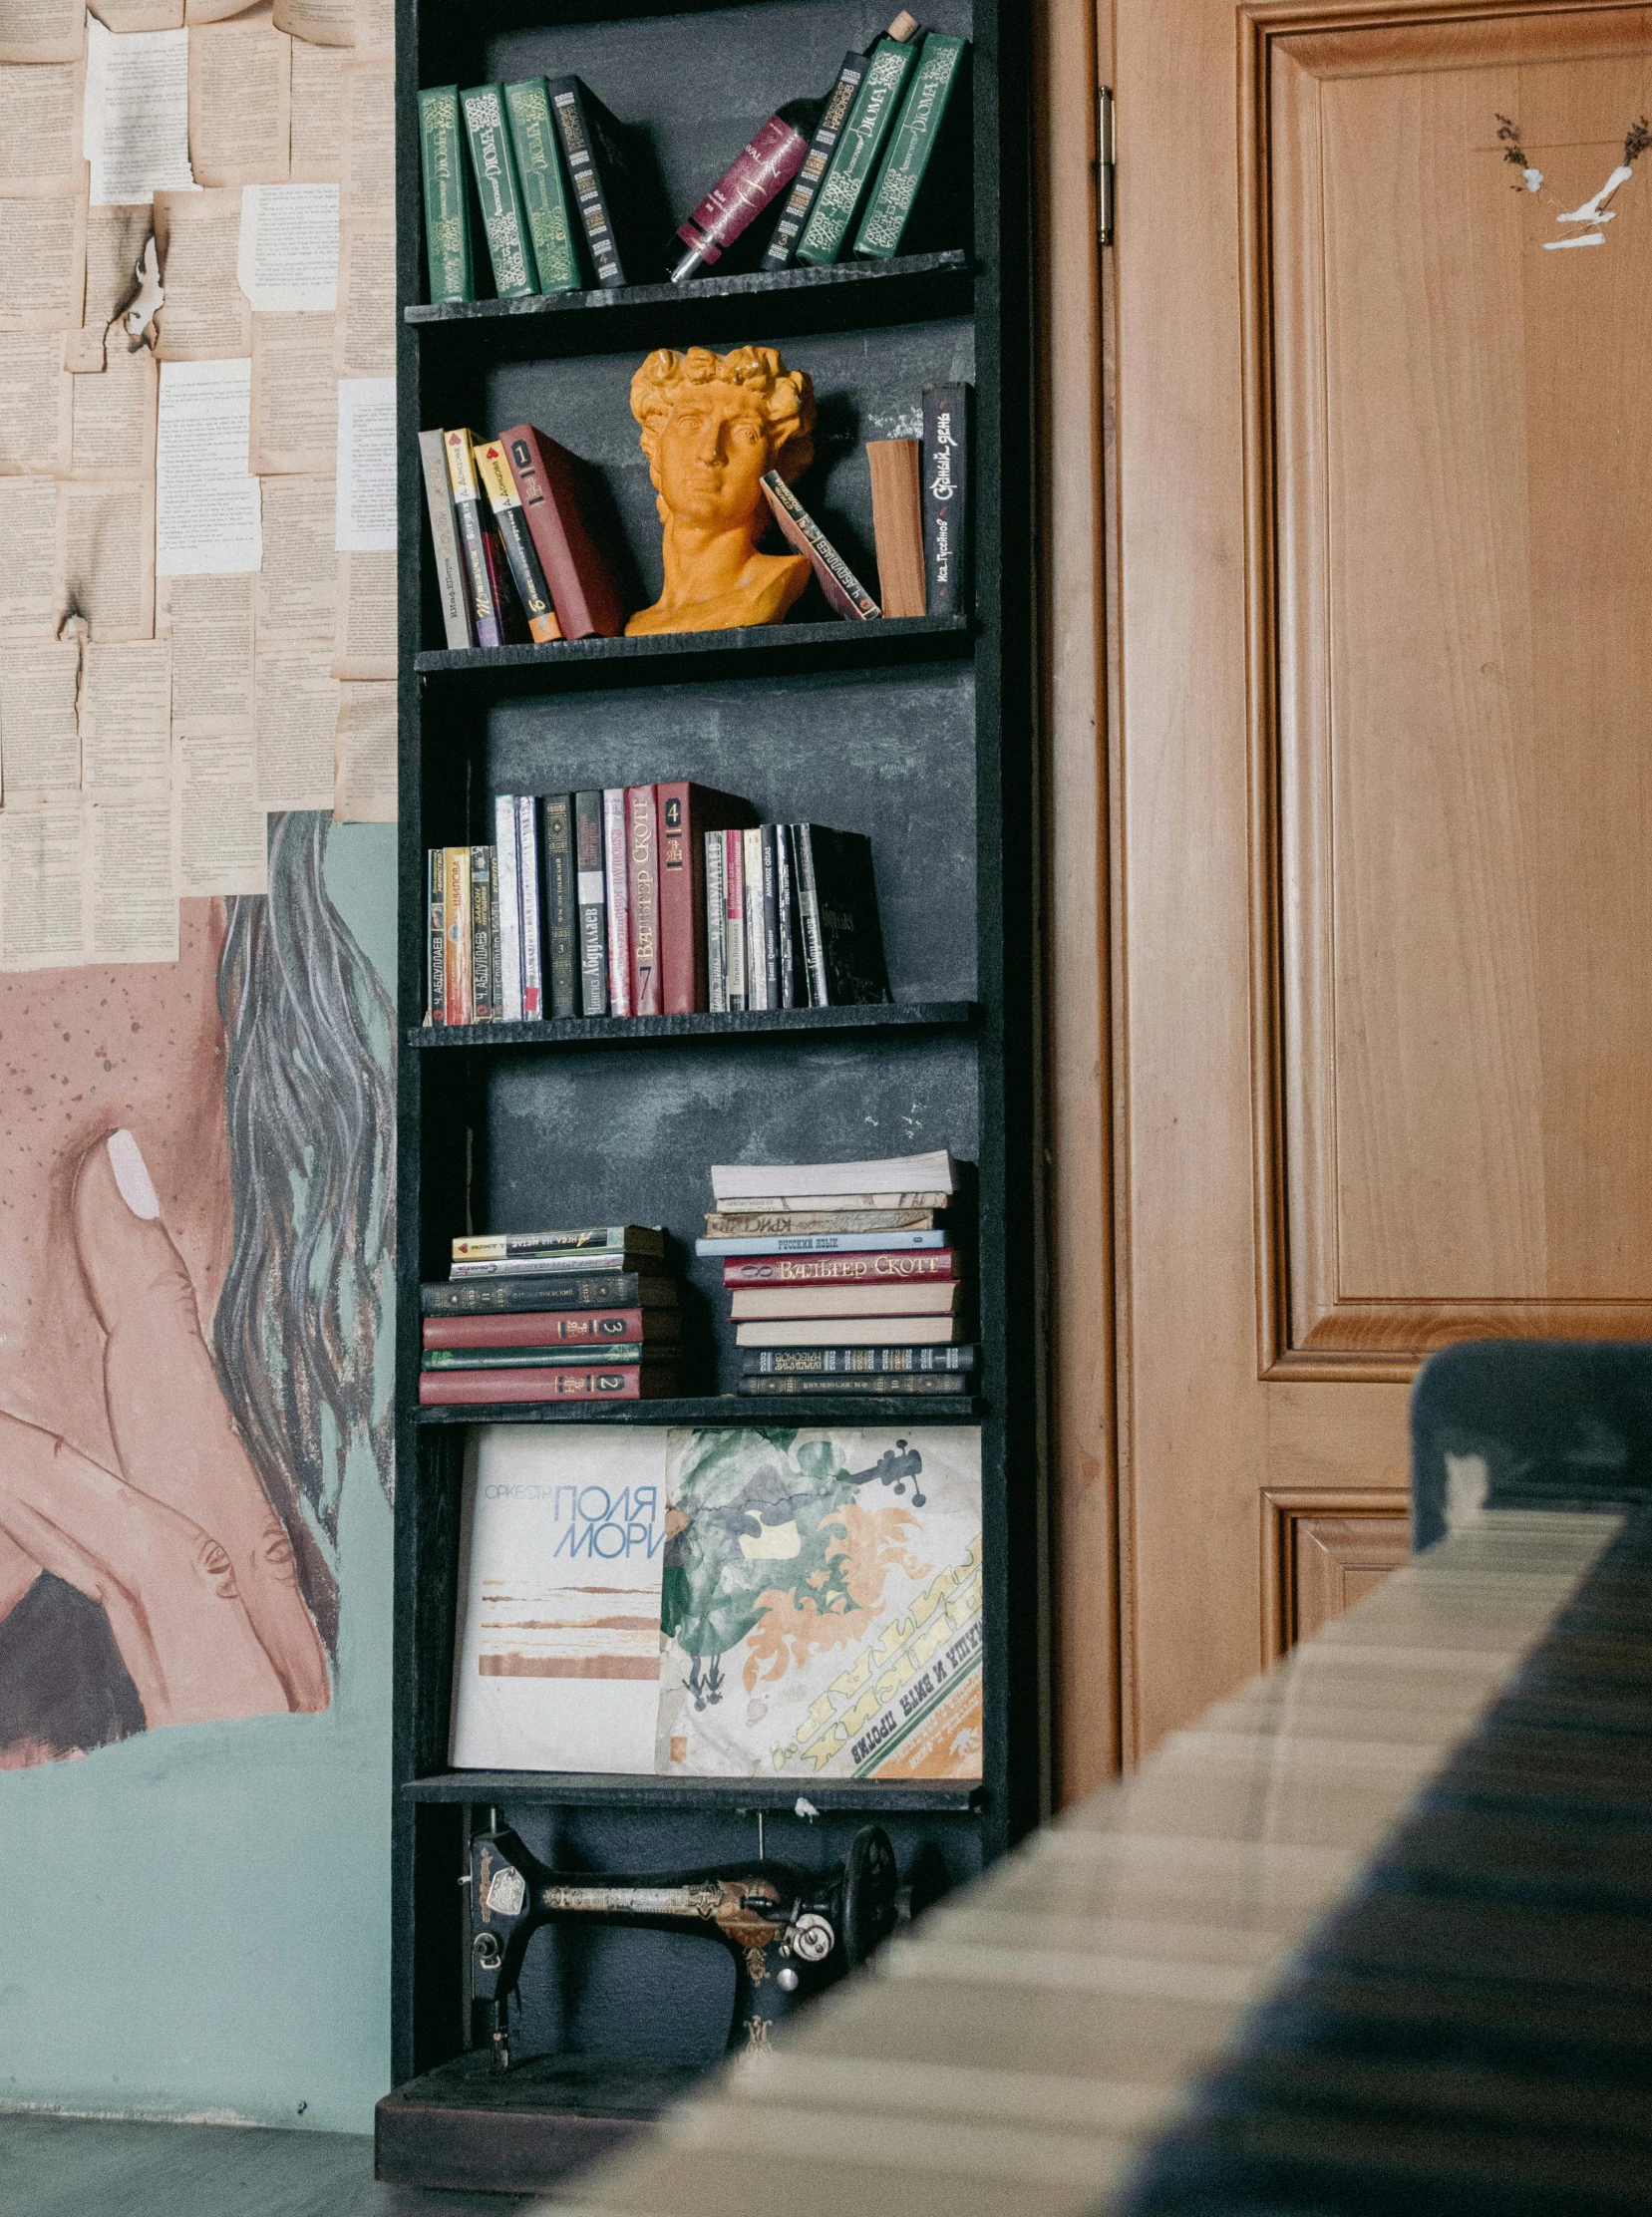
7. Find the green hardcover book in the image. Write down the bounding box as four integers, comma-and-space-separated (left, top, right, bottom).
418, 85, 474, 303
853, 34, 969, 259
460, 83, 539, 299
502, 77, 581, 295
795, 32, 919, 266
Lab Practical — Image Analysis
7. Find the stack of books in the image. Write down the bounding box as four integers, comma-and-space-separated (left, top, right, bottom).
419, 1227, 682, 1406
696, 1149, 975, 1399
417, 28, 971, 306
427, 794, 889, 1026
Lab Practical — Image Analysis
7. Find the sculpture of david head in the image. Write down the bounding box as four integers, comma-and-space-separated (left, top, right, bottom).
625, 343, 817, 636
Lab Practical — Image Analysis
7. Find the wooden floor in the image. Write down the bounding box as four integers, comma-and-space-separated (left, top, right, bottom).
0, 2114, 536, 2215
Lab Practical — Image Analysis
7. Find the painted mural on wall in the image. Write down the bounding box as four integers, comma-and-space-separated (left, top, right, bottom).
0, 814, 395, 1767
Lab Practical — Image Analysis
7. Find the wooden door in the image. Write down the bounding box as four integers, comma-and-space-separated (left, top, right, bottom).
1101, 0, 1652, 1758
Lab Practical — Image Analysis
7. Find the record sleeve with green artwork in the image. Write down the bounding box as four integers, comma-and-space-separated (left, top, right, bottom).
656, 1425, 982, 1780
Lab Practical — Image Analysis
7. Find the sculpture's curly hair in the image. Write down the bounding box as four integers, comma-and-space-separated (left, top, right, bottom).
629, 345, 816, 485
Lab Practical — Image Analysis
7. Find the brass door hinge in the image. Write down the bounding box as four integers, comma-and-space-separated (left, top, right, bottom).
1096, 87, 1115, 246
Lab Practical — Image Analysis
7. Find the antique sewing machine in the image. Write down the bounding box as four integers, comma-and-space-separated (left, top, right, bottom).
469, 1822, 901, 2066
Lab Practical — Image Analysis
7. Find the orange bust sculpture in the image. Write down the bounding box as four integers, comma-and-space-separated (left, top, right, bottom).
625, 344, 817, 635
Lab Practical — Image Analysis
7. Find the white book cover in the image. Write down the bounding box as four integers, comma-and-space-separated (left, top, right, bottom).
656, 1426, 982, 1780
711, 1150, 956, 1203
450, 1427, 669, 1773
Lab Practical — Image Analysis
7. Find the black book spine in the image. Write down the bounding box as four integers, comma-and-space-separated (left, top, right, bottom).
760, 825, 781, 1009
538, 794, 577, 1019
469, 844, 496, 1022
574, 788, 609, 1016
813, 827, 891, 1006
422, 1271, 647, 1316
762, 51, 868, 269
547, 76, 625, 287
922, 383, 972, 617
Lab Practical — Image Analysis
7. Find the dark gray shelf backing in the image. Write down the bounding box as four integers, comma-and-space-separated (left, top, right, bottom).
457, 1033, 980, 1369
415, 613, 970, 691
401, 1771, 983, 1810
415, 1397, 986, 1425
408, 252, 974, 357
407, 1000, 977, 1049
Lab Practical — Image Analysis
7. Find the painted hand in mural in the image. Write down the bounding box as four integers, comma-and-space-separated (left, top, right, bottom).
0, 1130, 330, 1729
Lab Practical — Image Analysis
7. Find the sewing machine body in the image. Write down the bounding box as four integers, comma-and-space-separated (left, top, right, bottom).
470, 1823, 900, 2063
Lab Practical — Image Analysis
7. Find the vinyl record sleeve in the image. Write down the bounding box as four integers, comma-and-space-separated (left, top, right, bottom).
450, 1426, 668, 1772
655, 1425, 982, 1780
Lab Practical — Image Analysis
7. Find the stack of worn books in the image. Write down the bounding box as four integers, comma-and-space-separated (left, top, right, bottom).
697, 1149, 974, 1399
419, 1226, 681, 1406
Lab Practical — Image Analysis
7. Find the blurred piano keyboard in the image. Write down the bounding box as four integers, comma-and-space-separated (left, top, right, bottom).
532, 1504, 1652, 2217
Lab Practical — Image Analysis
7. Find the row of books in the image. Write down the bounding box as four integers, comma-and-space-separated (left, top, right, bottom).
418, 18, 970, 304
419, 1226, 683, 1406
426, 791, 890, 1027
422, 391, 971, 652
699, 1149, 976, 1400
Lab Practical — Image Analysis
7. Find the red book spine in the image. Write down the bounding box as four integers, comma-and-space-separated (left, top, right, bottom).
627, 785, 660, 1015
419, 1365, 661, 1405
723, 1250, 961, 1286
657, 782, 756, 1015
423, 1308, 648, 1349
498, 422, 625, 640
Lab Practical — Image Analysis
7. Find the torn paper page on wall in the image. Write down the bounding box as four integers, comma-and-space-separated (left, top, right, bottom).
81, 637, 171, 792
0, 640, 81, 796
84, 18, 195, 205
250, 309, 337, 473
154, 187, 249, 357
332, 679, 394, 822
188, 4, 291, 186
239, 182, 338, 311
335, 374, 394, 550
157, 357, 261, 573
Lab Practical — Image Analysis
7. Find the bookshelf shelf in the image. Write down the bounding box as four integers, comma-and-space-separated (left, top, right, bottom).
393, 0, 1039, 2178
400, 1772, 983, 1811
414, 612, 971, 691
407, 248, 974, 353
415, 1393, 985, 1425
407, 999, 977, 1050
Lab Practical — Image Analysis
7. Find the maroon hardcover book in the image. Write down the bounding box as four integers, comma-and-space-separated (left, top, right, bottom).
656, 781, 757, 1014
422, 1306, 679, 1349
723, 1249, 960, 1286
498, 423, 626, 639
626, 785, 661, 1015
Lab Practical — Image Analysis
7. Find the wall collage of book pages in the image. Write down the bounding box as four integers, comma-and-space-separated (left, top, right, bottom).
0, 0, 396, 971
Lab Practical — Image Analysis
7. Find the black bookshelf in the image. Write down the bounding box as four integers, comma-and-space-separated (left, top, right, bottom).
390, 0, 1039, 2187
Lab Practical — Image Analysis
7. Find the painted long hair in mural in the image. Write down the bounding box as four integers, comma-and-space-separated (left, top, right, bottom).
0, 814, 394, 1767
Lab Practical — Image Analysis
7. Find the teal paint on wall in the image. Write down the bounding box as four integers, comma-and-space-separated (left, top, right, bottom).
0, 824, 399, 2134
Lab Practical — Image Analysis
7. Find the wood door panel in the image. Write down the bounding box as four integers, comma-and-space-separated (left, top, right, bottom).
1261, 1487, 1412, 1657
1252, 2, 1652, 1374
